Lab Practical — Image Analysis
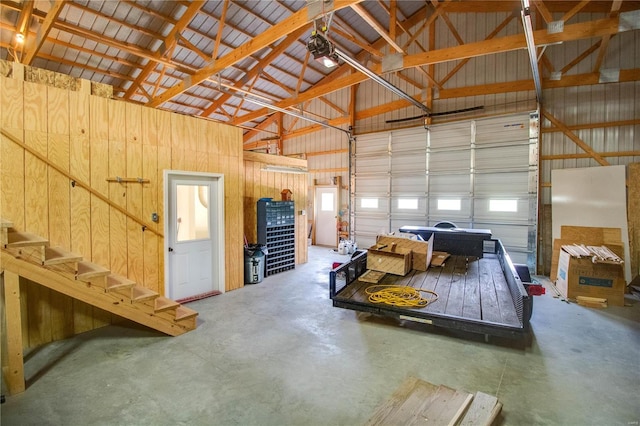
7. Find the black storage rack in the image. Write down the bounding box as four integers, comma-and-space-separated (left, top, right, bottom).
257, 200, 295, 276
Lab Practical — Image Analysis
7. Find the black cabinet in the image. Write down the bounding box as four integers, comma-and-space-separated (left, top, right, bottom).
257, 200, 295, 276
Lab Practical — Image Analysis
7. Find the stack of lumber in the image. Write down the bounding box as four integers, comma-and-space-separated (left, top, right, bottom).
366, 377, 502, 426
550, 226, 624, 282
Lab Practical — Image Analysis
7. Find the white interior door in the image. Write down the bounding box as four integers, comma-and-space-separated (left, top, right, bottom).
315, 187, 338, 247
166, 172, 224, 301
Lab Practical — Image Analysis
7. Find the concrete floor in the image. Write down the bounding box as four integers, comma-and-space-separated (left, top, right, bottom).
2, 245, 640, 425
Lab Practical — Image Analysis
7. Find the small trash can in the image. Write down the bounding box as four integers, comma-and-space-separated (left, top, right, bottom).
244, 244, 266, 284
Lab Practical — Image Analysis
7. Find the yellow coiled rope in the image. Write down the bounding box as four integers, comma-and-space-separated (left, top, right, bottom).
365, 285, 438, 308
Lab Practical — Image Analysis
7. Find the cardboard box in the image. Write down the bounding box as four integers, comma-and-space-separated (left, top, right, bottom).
375, 233, 434, 271
367, 243, 412, 276
556, 246, 625, 306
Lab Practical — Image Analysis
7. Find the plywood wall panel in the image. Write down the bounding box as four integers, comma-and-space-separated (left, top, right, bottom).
1, 76, 23, 129
171, 148, 185, 170
141, 107, 158, 147
69, 91, 91, 184
90, 195, 110, 266
26, 282, 51, 349
127, 219, 144, 284
48, 133, 69, 172
108, 100, 126, 143
50, 291, 74, 341
70, 186, 91, 259
142, 145, 158, 233
109, 208, 128, 276
126, 143, 143, 217
157, 110, 172, 148
73, 300, 95, 334
108, 141, 126, 209
23, 82, 46, 133
48, 169, 70, 248
0, 132, 25, 229
90, 139, 109, 197
24, 130, 47, 156
47, 86, 69, 135
157, 146, 171, 227
24, 151, 48, 237
89, 96, 109, 142
143, 231, 159, 293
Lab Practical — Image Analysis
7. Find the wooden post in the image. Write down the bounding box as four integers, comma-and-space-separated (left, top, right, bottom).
3, 270, 25, 394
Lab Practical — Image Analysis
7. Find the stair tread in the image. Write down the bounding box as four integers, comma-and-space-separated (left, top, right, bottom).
131, 286, 159, 302
175, 305, 198, 321
76, 261, 110, 281
43, 246, 83, 265
1, 218, 13, 228
155, 296, 180, 312
5, 231, 50, 248
106, 274, 136, 291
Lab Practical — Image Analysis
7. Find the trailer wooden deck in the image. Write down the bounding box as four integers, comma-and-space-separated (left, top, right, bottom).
330, 239, 532, 339
334, 254, 521, 327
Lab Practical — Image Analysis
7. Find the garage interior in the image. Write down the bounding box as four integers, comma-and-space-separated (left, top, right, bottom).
0, 1, 639, 424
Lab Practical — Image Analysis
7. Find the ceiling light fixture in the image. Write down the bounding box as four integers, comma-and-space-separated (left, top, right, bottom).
307, 32, 431, 114
15, 33, 25, 43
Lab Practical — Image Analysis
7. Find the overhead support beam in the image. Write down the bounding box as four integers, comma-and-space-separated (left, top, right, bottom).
351, 3, 405, 54
521, 0, 543, 102
212, 0, 230, 60
541, 109, 609, 166
124, 0, 205, 100
235, 16, 626, 127
149, 0, 364, 108
22, 0, 65, 65
592, 0, 623, 73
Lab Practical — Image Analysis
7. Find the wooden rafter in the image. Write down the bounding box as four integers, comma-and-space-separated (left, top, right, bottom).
296, 51, 311, 95
124, 1, 205, 100
22, 0, 64, 65
13, 0, 33, 55
531, 0, 553, 23
212, 0, 229, 60
202, 25, 309, 117
561, 0, 590, 22
233, 16, 626, 126
242, 113, 281, 143
561, 40, 601, 74
177, 34, 209, 62
438, 12, 516, 87
149, 0, 364, 108
330, 26, 383, 58
351, 3, 405, 54
592, 0, 623, 73
401, 3, 443, 51
542, 109, 609, 166
389, 0, 397, 50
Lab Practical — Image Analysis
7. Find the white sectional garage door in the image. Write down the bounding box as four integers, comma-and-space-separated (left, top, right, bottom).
352, 112, 539, 270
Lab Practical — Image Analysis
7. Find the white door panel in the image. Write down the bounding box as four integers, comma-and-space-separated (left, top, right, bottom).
315, 187, 338, 247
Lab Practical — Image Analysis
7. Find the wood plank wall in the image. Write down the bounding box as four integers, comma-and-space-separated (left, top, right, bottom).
0, 69, 244, 352
243, 152, 308, 265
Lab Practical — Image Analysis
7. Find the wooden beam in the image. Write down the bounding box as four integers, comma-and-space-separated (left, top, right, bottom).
541, 151, 640, 160
389, 0, 397, 49
200, 25, 310, 117
541, 108, 609, 166
22, 0, 65, 65
150, 0, 364, 108
124, 1, 205, 100
3, 270, 25, 395
212, 0, 230, 60
562, 0, 590, 22
351, 3, 405, 54
306, 149, 349, 157
438, 12, 516, 86
14, 0, 33, 36
542, 118, 640, 133
177, 34, 210, 62
592, 0, 623, 73
330, 26, 383, 58
532, 0, 554, 23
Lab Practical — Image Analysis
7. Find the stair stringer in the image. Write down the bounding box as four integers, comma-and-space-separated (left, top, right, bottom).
1, 251, 195, 337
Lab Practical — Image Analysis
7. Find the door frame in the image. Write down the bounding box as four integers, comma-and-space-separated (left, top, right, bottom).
163, 170, 225, 297
312, 176, 341, 246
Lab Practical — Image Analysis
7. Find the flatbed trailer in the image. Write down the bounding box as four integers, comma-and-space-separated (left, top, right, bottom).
329, 237, 532, 340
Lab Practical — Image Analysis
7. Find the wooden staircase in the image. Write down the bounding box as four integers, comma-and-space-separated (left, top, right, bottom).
0, 217, 198, 394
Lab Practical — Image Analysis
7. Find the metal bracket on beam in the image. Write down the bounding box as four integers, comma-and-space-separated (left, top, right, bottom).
619, 10, 640, 32
307, 0, 334, 21
547, 20, 564, 34
599, 69, 620, 84
382, 53, 404, 74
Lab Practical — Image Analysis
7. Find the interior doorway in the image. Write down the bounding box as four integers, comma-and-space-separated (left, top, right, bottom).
314, 186, 338, 247
164, 171, 225, 302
